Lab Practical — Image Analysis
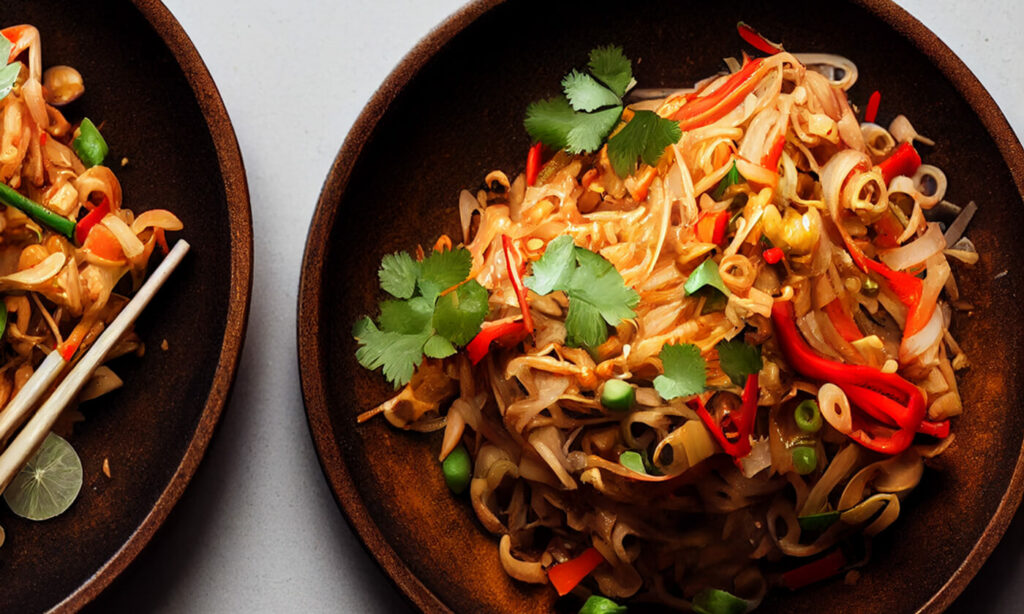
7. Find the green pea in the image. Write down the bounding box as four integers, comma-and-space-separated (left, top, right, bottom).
791, 445, 818, 475
692, 588, 748, 614
442, 445, 472, 494
72, 118, 108, 168
794, 399, 822, 433
601, 379, 635, 412
579, 595, 627, 614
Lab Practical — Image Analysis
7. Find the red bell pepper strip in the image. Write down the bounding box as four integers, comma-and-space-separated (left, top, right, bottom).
465, 319, 527, 365
548, 547, 606, 596
670, 57, 768, 131
501, 234, 533, 333
876, 142, 921, 184
695, 373, 759, 461
761, 134, 786, 171
695, 210, 729, 244
837, 230, 927, 339
762, 247, 784, 264
864, 90, 881, 123
736, 22, 784, 55
823, 299, 862, 342
74, 197, 110, 245
781, 549, 846, 590
526, 142, 543, 187
771, 301, 928, 454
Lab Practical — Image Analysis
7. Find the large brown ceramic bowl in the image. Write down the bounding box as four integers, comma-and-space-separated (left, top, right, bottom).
299, 1, 1024, 612
0, 1, 251, 612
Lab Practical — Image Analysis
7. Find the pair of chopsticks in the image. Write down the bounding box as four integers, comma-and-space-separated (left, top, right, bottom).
0, 239, 190, 495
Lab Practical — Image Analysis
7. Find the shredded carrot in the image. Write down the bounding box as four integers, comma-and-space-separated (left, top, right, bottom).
626, 165, 658, 202
432, 234, 452, 253
82, 224, 124, 261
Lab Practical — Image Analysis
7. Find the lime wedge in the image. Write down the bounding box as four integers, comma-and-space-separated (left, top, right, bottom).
4, 433, 83, 521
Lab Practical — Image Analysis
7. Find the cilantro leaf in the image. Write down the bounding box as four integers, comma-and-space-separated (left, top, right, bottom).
353, 317, 431, 387
433, 280, 490, 345
524, 235, 576, 295
525, 236, 638, 349
378, 251, 421, 299
588, 45, 635, 97
378, 297, 433, 335
717, 340, 763, 387
562, 70, 621, 112
566, 106, 623, 154
684, 258, 731, 297
564, 299, 607, 348
423, 334, 457, 359
567, 247, 639, 326
524, 96, 575, 150
654, 343, 707, 400
355, 246, 487, 387
418, 248, 472, 303
606, 110, 682, 178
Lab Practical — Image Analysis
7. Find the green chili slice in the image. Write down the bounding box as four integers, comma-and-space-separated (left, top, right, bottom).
794, 399, 823, 433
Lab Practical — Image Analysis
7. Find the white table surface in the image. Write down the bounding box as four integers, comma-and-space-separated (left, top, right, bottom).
83, 1, 1024, 612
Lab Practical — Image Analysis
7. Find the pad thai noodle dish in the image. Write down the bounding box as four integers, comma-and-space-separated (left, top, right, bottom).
354, 25, 974, 612
0, 25, 182, 538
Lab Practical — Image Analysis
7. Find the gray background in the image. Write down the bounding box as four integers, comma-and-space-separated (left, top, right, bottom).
84, 0, 1024, 612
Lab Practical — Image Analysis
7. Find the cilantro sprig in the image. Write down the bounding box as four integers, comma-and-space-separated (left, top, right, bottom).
524, 46, 681, 179
0, 37, 22, 102
354, 247, 489, 387
653, 340, 763, 400
524, 235, 639, 349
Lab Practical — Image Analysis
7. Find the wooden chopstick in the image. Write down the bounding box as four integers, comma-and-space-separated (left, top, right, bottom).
0, 239, 190, 494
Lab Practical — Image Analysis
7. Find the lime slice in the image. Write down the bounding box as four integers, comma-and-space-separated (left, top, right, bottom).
4, 433, 83, 521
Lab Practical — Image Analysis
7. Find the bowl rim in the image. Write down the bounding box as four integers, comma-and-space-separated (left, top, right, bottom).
49, 0, 254, 610
297, 1, 1024, 612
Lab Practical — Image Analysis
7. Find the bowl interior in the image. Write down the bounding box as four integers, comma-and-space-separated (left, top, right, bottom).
0, 2, 249, 611
303, 1, 1024, 612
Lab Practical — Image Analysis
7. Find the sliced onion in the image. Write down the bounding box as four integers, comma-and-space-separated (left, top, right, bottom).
0, 252, 65, 288
879, 222, 945, 271
74, 165, 123, 211
860, 122, 895, 159
899, 305, 943, 363
100, 214, 145, 258
909, 165, 946, 209
889, 114, 935, 146
131, 209, 183, 234
818, 383, 853, 435
459, 189, 480, 243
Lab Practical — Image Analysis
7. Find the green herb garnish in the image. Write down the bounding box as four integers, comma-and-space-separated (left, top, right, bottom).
716, 340, 763, 387
0, 37, 20, 102
524, 46, 680, 179
618, 450, 647, 474
524, 235, 639, 348
683, 258, 731, 297
653, 343, 707, 400
354, 247, 489, 387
